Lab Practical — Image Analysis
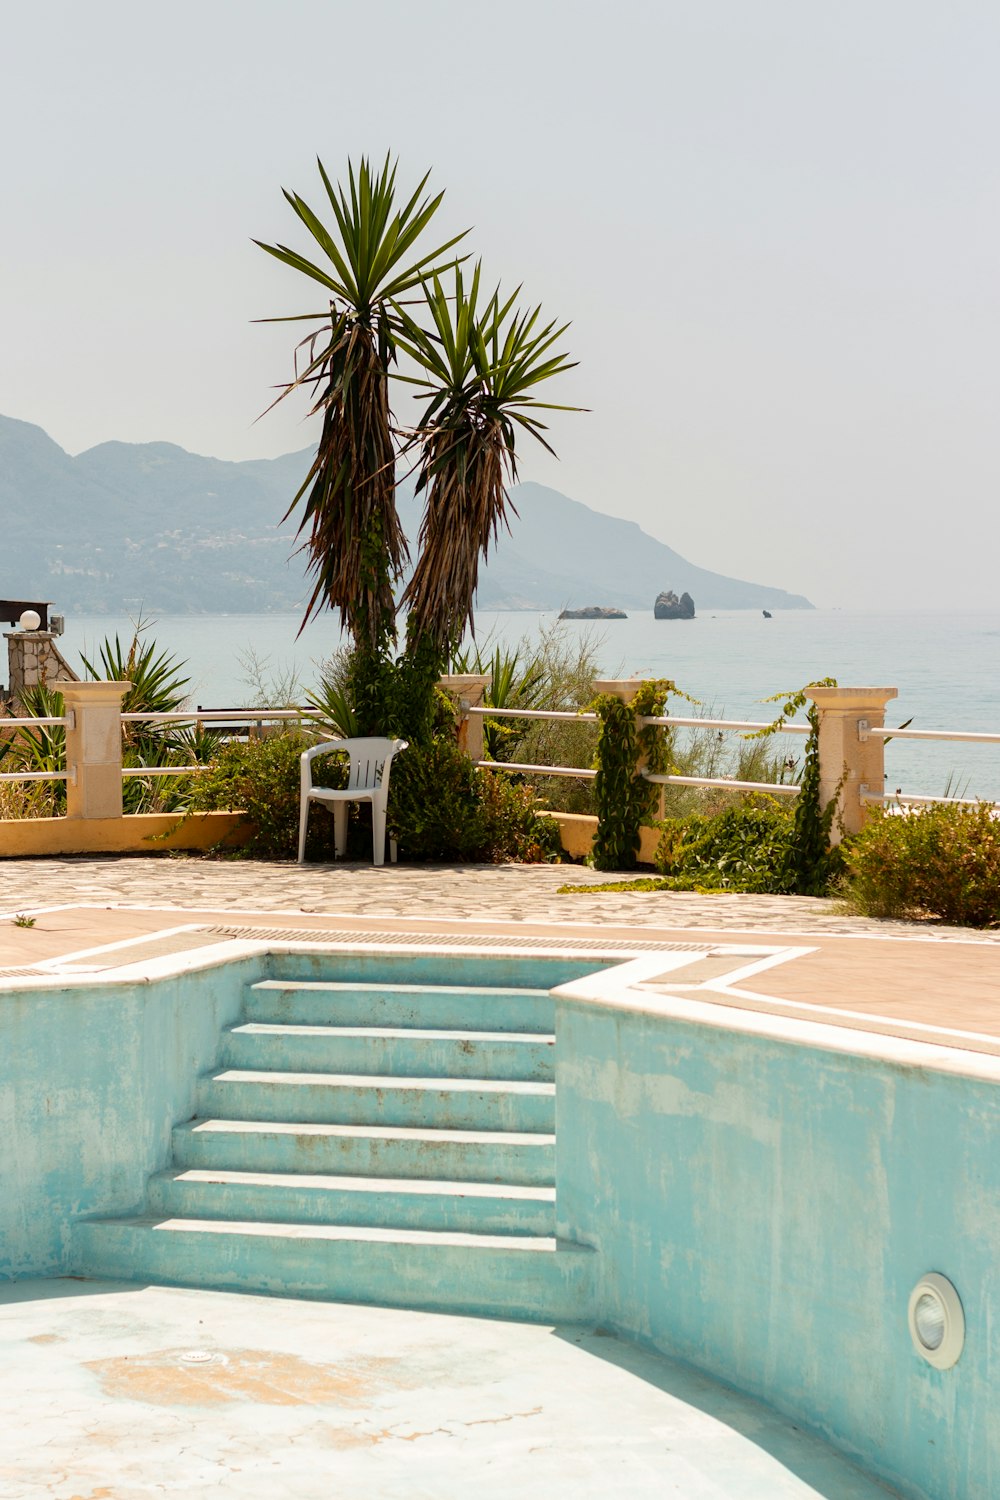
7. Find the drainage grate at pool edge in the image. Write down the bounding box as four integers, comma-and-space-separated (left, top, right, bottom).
0, 933, 714, 982
206, 925, 713, 955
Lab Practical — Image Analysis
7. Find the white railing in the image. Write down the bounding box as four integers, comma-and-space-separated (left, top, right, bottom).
641, 772, 800, 797
467, 706, 599, 723
0, 706, 313, 795
477, 760, 597, 779
121, 710, 307, 724
0, 712, 74, 783
469, 702, 1000, 815
468, 705, 806, 797
861, 789, 991, 809
857, 723, 1000, 810
0, 716, 72, 728
639, 715, 810, 735
121, 766, 210, 778
865, 726, 1000, 745
469, 705, 599, 782
4, 684, 1000, 835
118, 709, 316, 777
0, 770, 71, 783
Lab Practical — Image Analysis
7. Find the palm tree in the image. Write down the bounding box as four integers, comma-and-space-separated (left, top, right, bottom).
394, 264, 579, 660
259, 160, 579, 742
255, 156, 466, 728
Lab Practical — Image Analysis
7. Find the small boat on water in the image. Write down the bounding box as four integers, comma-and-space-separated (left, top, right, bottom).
762, 610, 772, 619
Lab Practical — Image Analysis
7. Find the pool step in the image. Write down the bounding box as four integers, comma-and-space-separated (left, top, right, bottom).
171, 1118, 555, 1185
245, 979, 555, 1034
72, 1217, 595, 1323
197, 1070, 556, 1132
221, 1023, 555, 1081
72, 967, 595, 1320
147, 1169, 557, 1236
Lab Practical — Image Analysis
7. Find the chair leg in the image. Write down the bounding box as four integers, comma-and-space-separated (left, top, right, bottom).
297, 795, 310, 863
372, 800, 387, 867
334, 803, 348, 859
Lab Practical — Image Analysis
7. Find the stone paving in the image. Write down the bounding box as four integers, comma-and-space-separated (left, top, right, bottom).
2, 853, 998, 942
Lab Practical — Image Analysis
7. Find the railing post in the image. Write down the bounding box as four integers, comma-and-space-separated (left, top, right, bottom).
436, 674, 491, 760
57, 680, 131, 820
805, 685, 898, 840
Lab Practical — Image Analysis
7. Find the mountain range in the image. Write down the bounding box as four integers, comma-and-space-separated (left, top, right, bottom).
1, 414, 812, 615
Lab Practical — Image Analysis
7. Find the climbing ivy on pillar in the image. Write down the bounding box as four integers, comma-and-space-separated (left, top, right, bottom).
590, 679, 680, 872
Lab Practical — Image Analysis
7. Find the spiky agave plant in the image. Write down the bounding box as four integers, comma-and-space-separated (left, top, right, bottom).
450, 638, 548, 761
79, 621, 200, 812
255, 156, 467, 729
395, 264, 579, 660
81, 622, 191, 755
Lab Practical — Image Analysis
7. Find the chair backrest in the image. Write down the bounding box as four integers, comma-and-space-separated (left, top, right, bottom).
344, 737, 404, 791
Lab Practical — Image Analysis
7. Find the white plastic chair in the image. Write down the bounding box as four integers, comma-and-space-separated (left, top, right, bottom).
298, 737, 408, 866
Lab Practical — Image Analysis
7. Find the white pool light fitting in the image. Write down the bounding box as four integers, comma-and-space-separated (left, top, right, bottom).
908, 1273, 965, 1369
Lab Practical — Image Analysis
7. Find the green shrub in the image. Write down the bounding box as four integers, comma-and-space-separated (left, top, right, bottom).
654, 799, 803, 894
187, 733, 343, 859
387, 738, 488, 861
476, 772, 563, 863
845, 802, 1000, 927
386, 742, 560, 863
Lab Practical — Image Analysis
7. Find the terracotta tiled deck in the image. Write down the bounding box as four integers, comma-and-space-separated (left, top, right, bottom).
1, 855, 998, 1051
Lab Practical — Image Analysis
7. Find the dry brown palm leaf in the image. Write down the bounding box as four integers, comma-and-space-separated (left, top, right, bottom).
292, 321, 405, 647
394, 265, 581, 653
403, 421, 508, 650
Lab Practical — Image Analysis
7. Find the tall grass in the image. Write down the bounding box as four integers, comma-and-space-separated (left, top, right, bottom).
657, 712, 800, 819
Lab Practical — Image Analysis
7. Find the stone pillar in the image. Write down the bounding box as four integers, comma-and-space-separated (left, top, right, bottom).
592, 679, 647, 703
805, 686, 898, 841
436, 674, 492, 761
5, 630, 79, 702
57, 680, 131, 820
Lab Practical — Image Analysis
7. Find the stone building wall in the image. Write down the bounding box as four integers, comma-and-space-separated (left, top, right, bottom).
3, 631, 79, 706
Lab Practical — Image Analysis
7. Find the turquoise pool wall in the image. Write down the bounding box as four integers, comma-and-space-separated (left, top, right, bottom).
0, 950, 605, 1282
262, 950, 610, 990
0, 959, 252, 1279
554, 996, 999, 1500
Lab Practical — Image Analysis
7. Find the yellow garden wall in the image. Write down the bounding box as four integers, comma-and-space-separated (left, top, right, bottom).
547, 813, 660, 865
0, 812, 252, 858
0, 809, 658, 865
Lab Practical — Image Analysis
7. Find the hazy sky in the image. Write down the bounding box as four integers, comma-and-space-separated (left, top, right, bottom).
4, 1, 999, 610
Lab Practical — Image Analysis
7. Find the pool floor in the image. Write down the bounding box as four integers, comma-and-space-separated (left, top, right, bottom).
0, 1279, 899, 1499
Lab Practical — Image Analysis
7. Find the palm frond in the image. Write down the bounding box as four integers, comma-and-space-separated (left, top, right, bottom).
398, 270, 581, 649
257, 157, 469, 646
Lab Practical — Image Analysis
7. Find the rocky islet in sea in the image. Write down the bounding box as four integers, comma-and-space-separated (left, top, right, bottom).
558, 606, 628, 620
653, 590, 695, 619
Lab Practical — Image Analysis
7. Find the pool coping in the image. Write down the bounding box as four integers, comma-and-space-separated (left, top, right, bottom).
554, 952, 1000, 1084
3, 915, 1000, 1088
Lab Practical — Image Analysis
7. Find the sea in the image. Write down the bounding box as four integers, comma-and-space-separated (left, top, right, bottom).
58, 608, 1000, 802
